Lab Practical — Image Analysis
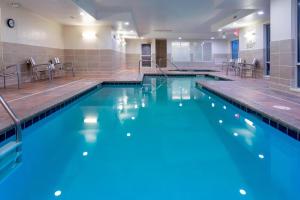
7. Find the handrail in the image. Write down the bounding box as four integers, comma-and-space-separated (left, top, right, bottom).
0, 95, 22, 142
158, 58, 180, 70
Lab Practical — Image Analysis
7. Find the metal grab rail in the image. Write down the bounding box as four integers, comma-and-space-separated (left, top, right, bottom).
0, 95, 22, 142
158, 58, 180, 70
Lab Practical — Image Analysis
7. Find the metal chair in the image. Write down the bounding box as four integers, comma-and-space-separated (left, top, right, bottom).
28, 57, 52, 81
0, 64, 21, 89
240, 58, 257, 78
52, 57, 75, 77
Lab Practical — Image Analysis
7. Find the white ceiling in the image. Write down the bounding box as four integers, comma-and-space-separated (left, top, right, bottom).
5, 0, 270, 39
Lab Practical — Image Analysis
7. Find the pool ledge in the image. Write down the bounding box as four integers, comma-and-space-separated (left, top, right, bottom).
196, 80, 300, 142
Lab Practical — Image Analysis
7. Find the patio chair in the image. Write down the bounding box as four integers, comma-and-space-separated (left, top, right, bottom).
240, 58, 257, 78
0, 64, 21, 89
52, 57, 75, 77
28, 57, 53, 81
225, 59, 235, 75
234, 58, 243, 76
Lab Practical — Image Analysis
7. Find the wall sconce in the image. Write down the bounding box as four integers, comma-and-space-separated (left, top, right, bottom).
82, 31, 97, 40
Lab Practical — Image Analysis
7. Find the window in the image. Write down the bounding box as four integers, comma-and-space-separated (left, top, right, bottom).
231, 40, 239, 59
171, 41, 212, 62
171, 42, 190, 62
202, 42, 212, 61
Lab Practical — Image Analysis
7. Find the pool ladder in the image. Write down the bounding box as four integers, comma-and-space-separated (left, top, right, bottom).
0, 95, 22, 181
139, 59, 169, 93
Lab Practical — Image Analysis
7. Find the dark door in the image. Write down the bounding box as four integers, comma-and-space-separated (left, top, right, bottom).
141, 44, 151, 67
265, 24, 271, 76
231, 40, 239, 59
156, 39, 167, 68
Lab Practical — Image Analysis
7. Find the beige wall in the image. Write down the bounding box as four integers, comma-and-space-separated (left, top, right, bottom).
238, 22, 267, 78
0, 1, 63, 49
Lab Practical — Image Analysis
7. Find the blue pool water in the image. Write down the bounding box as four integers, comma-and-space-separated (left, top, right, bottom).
1, 76, 300, 200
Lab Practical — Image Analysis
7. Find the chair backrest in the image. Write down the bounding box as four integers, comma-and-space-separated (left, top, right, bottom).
28, 57, 36, 66
54, 57, 60, 64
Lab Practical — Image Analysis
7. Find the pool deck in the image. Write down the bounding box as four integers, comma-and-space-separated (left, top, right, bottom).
1, 67, 300, 142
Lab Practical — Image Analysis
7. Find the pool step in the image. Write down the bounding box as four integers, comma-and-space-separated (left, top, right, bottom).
0, 141, 22, 182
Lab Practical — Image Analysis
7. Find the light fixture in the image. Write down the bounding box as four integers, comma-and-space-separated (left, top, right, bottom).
54, 190, 62, 197
178, 37, 182, 40
80, 12, 85, 16
140, 37, 144, 40
257, 11, 264, 15
82, 31, 97, 40
222, 35, 227, 39
239, 189, 247, 195
218, 29, 223, 32
9, 2, 21, 8
130, 30, 134, 33
211, 37, 215, 40
124, 22, 130, 26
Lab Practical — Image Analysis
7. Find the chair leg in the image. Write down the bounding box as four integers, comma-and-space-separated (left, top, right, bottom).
3, 76, 6, 89
17, 73, 20, 89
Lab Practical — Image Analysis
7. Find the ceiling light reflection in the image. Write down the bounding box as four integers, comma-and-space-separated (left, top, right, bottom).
84, 117, 97, 124
239, 189, 247, 195
83, 151, 88, 157
54, 190, 62, 197
258, 154, 264, 159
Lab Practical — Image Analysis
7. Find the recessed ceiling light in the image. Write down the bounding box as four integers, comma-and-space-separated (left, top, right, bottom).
80, 12, 84, 16
257, 11, 264, 15
130, 30, 134, 33
211, 37, 215, 40
124, 22, 130, 26
218, 29, 223, 32
140, 37, 144, 39
178, 37, 182, 40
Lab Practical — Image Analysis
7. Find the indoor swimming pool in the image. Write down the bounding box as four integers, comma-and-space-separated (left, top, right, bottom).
0, 76, 300, 200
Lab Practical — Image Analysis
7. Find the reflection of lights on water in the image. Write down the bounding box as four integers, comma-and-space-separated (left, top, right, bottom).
223, 105, 227, 110
209, 96, 211, 100
118, 105, 124, 110
84, 117, 97, 124
219, 120, 223, 124
83, 151, 88, 157
134, 104, 138, 109
239, 189, 247, 196
233, 132, 239, 137
54, 190, 62, 197
258, 154, 264, 159
131, 116, 135, 120
245, 119, 255, 127
127, 132, 131, 137
179, 103, 183, 107
141, 103, 145, 108
211, 103, 215, 107
235, 113, 240, 118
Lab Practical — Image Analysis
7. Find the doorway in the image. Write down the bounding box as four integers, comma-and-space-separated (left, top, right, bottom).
156, 39, 167, 68
141, 44, 151, 67
264, 24, 271, 76
231, 40, 239, 59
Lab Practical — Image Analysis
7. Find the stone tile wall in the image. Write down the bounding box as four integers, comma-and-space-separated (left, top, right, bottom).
270, 39, 297, 90
0, 42, 127, 87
